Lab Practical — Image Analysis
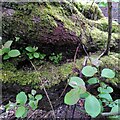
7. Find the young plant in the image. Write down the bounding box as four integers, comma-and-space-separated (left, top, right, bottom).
64, 66, 119, 118
49, 53, 62, 64
25, 46, 46, 60
5, 89, 42, 118
0, 41, 21, 60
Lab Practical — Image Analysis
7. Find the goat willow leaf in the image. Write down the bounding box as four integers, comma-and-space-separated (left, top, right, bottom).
8, 50, 20, 57
82, 66, 97, 77
85, 95, 101, 118
69, 77, 85, 88
64, 89, 80, 105
4, 41, 13, 48
15, 106, 26, 118
101, 68, 115, 78
16, 92, 27, 105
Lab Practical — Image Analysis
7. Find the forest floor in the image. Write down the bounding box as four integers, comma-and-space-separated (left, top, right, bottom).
1, 2, 120, 120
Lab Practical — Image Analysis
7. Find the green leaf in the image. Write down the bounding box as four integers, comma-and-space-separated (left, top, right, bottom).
98, 93, 113, 102
33, 46, 38, 51
21, 108, 28, 118
101, 68, 115, 78
110, 105, 119, 114
64, 89, 80, 105
87, 77, 99, 85
82, 66, 97, 77
16, 92, 27, 105
27, 53, 33, 59
8, 50, 20, 57
35, 94, 42, 101
31, 89, 36, 96
69, 77, 86, 93
69, 77, 85, 88
114, 99, 120, 105
80, 92, 89, 98
3, 54, 10, 60
28, 100, 38, 110
85, 95, 101, 118
28, 94, 34, 101
33, 52, 39, 58
25, 46, 33, 52
2, 48, 10, 54
4, 41, 13, 48
98, 86, 113, 94
15, 106, 26, 118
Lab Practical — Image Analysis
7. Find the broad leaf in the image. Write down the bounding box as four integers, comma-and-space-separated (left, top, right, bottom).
80, 92, 89, 98
8, 50, 20, 57
31, 89, 36, 96
64, 89, 80, 105
28, 100, 38, 110
87, 77, 99, 85
98, 93, 113, 102
25, 47, 33, 52
4, 41, 13, 48
101, 68, 115, 78
69, 77, 85, 88
2, 48, 10, 54
28, 94, 34, 100
3, 54, 10, 60
33, 46, 38, 51
98, 86, 113, 94
35, 94, 42, 101
16, 92, 27, 105
110, 105, 119, 114
33, 52, 39, 58
15, 106, 26, 118
82, 66, 97, 77
85, 95, 101, 118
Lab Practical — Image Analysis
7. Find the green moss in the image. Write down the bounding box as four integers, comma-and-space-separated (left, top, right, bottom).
89, 18, 119, 33
1, 52, 119, 89
1, 61, 73, 89
90, 27, 119, 49
74, 2, 104, 20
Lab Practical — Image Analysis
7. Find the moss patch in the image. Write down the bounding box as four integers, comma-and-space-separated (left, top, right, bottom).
2, 52, 119, 89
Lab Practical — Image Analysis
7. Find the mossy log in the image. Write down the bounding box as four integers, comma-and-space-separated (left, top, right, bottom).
2, 2, 119, 52
1, 52, 120, 89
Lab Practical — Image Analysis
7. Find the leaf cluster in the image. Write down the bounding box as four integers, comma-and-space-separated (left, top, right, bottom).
25, 46, 46, 60
0, 41, 21, 60
5, 89, 42, 118
64, 65, 119, 118
49, 53, 62, 64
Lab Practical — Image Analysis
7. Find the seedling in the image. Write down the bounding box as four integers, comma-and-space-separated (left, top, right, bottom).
5, 89, 42, 118
49, 53, 62, 64
0, 41, 21, 60
64, 66, 119, 118
25, 46, 46, 60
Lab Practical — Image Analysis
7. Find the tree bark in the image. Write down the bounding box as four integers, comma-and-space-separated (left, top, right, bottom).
105, 1, 112, 55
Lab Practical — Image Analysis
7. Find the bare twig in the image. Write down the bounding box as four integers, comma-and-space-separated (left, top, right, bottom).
72, 104, 76, 119
101, 112, 120, 117
59, 83, 68, 99
73, 44, 80, 67
30, 60, 56, 118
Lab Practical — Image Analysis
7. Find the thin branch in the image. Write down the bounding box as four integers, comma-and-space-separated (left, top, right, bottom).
30, 60, 56, 118
72, 104, 76, 119
73, 44, 80, 67
101, 112, 120, 117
